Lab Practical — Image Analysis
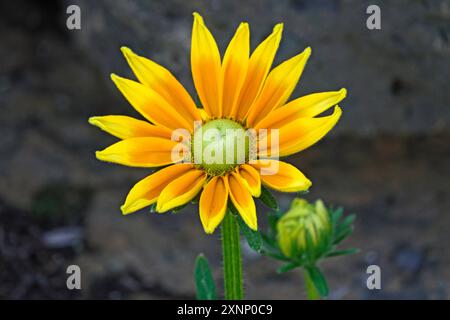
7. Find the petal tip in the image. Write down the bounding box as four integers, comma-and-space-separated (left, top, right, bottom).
94, 150, 104, 160
110, 73, 119, 82
156, 201, 168, 214
192, 12, 204, 24
273, 23, 284, 33
120, 46, 134, 57
110, 73, 128, 89
289, 47, 311, 65
248, 221, 258, 231
120, 204, 130, 215
239, 22, 250, 30
203, 225, 215, 234
300, 174, 313, 190
88, 117, 98, 126
304, 46, 312, 57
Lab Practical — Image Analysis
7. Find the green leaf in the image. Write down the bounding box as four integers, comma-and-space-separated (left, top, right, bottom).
191, 192, 201, 204
171, 202, 188, 213
306, 265, 329, 298
259, 185, 279, 210
326, 248, 360, 257
333, 229, 351, 245
236, 214, 263, 253
148, 203, 157, 213
194, 254, 217, 300
228, 202, 239, 216
277, 262, 299, 274
296, 189, 309, 197
337, 214, 356, 232
229, 203, 262, 253
267, 212, 281, 237
333, 213, 356, 244
260, 232, 277, 249
330, 207, 343, 226
264, 251, 291, 262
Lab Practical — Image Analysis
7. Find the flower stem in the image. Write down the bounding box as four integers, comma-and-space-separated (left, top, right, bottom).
221, 211, 243, 300
303, 269, 320, 300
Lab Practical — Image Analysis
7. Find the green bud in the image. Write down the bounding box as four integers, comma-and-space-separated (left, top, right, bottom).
277, 198, 331, 261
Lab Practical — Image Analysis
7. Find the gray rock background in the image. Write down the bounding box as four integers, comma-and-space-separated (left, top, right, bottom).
73, 0, 450, 136
0, 0, 449, 299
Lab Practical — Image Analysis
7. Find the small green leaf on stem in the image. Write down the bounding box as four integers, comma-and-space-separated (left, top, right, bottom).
259, 185, 279, 210
194, 254, 217, 300
235, 213, 263, 253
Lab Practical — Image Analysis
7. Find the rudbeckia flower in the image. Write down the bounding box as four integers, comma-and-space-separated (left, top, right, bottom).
89, 12, 346, 234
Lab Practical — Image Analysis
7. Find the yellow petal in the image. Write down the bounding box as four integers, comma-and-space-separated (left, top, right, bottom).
261, 106, 342, 157
237, 164, 261, 197
250, 160, 311, 192
156, 169, 207, 212
255, 88, 346, 130
227, 172, 257, 230
199, 108, 209, 122
121, 164, 194, 214
246, 47, 311, 127
191, 12, 222, 118
199, 176, 228, 234
95, 137, 183, 167
88, 115, 172, 140
110, 74, 192, 132
233, 23, 283, 120
121, 47, 201, 129
222, 23, 249, 118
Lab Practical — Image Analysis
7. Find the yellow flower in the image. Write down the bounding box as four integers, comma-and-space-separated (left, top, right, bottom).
89, 12, 346, 234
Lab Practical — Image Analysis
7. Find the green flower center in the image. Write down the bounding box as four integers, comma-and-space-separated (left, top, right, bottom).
192, 119, 250, 176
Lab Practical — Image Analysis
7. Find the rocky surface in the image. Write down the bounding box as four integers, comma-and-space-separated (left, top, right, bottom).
70, 0, 450, 136
0, 1, 449, 299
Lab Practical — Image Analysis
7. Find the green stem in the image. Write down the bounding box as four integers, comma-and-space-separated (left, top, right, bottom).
304, 269, 320, 300
221, 211, 243, 300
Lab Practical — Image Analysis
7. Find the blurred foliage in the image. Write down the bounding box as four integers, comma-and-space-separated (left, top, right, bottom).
31, 184, 92, 227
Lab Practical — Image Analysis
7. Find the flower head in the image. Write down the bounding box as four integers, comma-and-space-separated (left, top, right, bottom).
89, 13, 346, 234
277, 198, 331, 260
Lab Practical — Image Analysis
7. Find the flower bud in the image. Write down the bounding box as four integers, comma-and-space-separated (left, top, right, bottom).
277, 198, 331, 260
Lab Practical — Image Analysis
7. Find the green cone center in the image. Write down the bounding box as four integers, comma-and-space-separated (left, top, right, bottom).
192, 119, 249, 176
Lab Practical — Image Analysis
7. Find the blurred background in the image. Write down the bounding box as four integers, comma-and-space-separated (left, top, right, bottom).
0, 0, 449, 299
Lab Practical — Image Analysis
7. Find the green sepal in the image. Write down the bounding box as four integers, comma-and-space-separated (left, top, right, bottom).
277, 262, 300, 274
333, 214, 356, 244
325, 248, 360, 257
